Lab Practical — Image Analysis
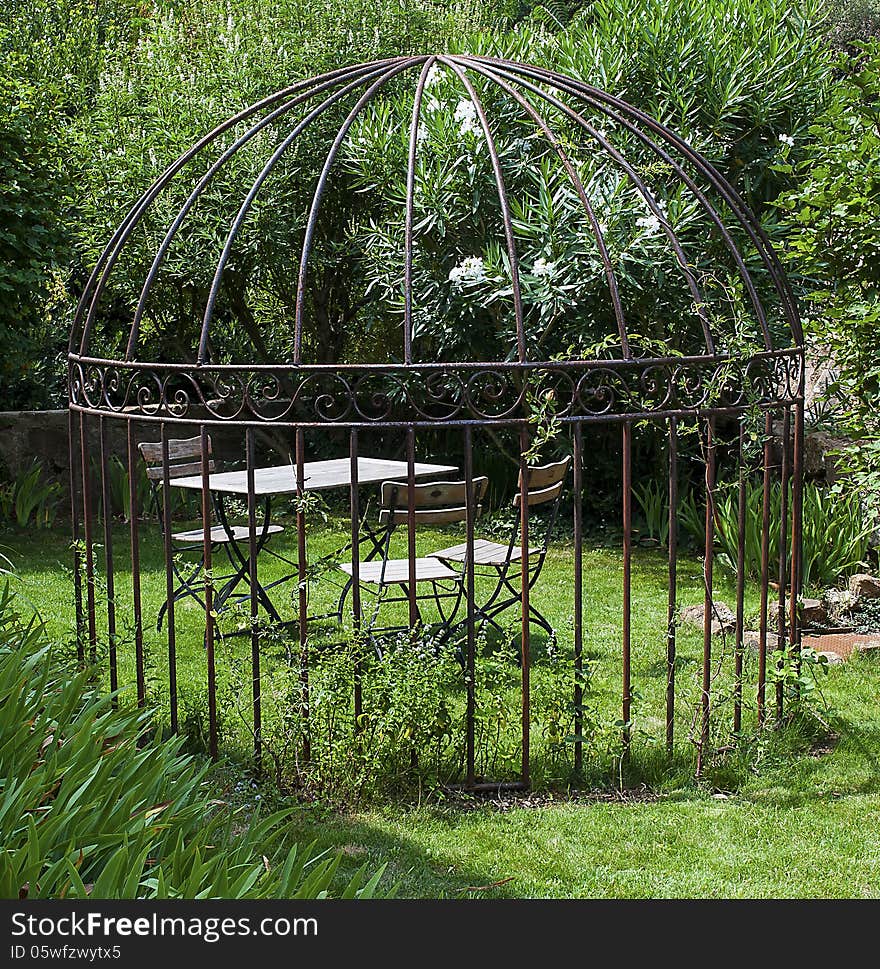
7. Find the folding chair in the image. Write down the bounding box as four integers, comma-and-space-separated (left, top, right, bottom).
138, 435, 286, 629
338, 476, 489, 648
430, 456, 570, 642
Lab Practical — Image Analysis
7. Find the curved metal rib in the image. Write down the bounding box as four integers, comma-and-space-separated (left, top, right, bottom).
479, 56, 800, 348
74, 59, 407, 358
440, 56, 527, 363
454, 56, 631, 359
403, 57, 437, 364
478, 58, 773, 353
202, 58, 422, 365
291, 57, 429, 364
459, 60, 714, 354
128, 61, 391, 361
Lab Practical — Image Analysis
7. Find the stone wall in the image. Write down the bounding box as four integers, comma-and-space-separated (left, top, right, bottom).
0, 410, 288, 511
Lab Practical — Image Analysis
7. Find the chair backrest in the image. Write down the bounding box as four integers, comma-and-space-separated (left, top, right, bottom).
138, 435, 215, 482
379, 477, 489, 526
513, 456, 571, 508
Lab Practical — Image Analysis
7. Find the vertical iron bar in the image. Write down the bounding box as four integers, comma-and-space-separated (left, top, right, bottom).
406, 428, 418, 632
757, 411, 772, 726
160, 424, 178, 734
697, 416, 716, 776
246, 428, 261, 771
79, 412, 97, 664
127, 422, 145, 707
99, 417, 117, 702
734, 419, 746, 734
464, 427, 476, 787
666, 417, 678, 755
789, 400, 805, 688
350, 429, 363, 730
295, 427, 311, 764
776, 408, 791, 723
200, 426, 218, 760
621, 420, 632, 753
69, 408, 84, 665
573, 422, 584, 775
519, 425, 531, 788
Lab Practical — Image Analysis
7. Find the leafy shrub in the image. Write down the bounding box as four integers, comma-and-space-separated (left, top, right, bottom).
0, 461, 61, 529
713, 480, 871, 590
0, 581, 386, 898
638, 474, 870, 591
633, 479, 669, 546
0, 2, 145, 409
777, 43, 880, 522
343, 0, 832, 365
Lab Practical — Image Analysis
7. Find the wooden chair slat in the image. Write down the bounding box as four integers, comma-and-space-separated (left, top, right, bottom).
519, 456, 571, 491
379, 505, 482, 526
380, 476, 488, 509
514, 479, 565, 507
146, 460, 215, 481
138, 435, 209, 464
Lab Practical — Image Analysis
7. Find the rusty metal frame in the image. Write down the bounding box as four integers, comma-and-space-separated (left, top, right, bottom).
67, 55, 805, 790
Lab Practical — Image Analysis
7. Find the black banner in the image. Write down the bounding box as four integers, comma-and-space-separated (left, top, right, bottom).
0, 898, 866, 965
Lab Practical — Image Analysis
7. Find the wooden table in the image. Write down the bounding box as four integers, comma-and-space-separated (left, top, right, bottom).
170, 457, 456, 496
168, 456, 457, 625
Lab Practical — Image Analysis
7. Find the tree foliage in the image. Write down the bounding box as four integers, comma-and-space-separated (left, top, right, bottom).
0, 0, 863, 403
778, 42, 880, 514
344, 0, 832, 364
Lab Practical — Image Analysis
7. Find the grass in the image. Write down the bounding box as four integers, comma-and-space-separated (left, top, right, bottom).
3, 511, 879, 898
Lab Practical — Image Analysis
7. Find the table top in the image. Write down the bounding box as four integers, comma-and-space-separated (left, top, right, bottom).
168, 456, 458, 496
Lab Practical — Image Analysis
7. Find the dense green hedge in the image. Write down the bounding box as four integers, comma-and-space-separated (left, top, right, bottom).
0, 0, 867, 406
778, 41, 880, 517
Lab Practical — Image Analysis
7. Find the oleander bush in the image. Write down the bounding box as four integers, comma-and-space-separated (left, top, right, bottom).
0, 0, 841, 410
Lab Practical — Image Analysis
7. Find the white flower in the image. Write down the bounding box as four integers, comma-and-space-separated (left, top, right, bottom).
417, 123, 428, 143
532, 257, 556, 278
448, 255, 487, 287
426, 65, 444, 87
778, 133, 795, 147
454, 99, 480, 135
636, 213, 662, 234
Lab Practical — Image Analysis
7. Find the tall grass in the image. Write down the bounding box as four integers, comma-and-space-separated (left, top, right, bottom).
713, 481, 871, 590
0, 580, 386, 899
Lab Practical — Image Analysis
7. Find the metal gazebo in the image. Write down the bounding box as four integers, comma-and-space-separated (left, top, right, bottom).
68, 54, 804, 788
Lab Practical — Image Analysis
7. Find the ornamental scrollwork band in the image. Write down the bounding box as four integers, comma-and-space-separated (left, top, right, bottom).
68, 350, 803, 426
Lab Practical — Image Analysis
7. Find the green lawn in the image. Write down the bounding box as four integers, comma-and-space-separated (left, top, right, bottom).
3, 518, 879, 898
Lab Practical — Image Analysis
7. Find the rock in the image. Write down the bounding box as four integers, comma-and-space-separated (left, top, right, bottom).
742, 630, 780, 652
849, 574, 880, 600
680, 601, 735, 635
801, 598, 828, 625
770, 414, 847, 483
818, 650, 845, 666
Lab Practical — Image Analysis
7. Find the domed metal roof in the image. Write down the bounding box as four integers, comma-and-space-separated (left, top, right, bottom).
69, 54, 802, 425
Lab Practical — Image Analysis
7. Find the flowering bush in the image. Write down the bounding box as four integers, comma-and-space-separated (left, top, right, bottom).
342, 0, 832, 364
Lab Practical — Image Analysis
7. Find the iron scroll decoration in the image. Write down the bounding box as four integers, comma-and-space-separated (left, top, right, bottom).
68, 54, 806, 785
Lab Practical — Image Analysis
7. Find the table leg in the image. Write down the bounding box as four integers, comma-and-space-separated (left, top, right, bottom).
214, 493, 286, 623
